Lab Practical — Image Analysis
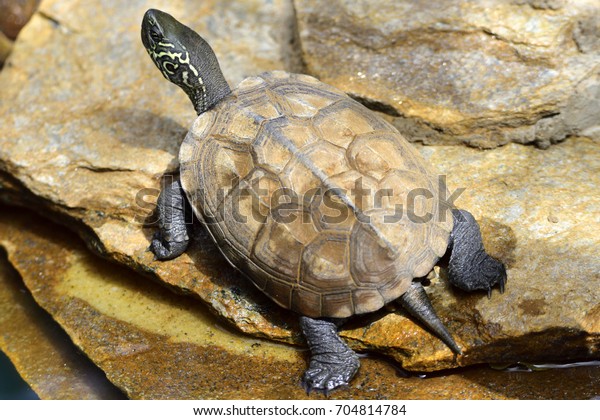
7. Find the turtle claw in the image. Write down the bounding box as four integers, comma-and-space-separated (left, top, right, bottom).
146, 240, 160, 262
150, 232, 188, 260
487, 270, 506, 298
149, 233, 171, 260
299, 316, 360, 394
490, 264, 508, 298
301, 358, 359, 395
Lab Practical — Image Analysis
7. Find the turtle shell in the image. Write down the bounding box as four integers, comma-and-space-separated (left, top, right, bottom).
179, 71, 453, 318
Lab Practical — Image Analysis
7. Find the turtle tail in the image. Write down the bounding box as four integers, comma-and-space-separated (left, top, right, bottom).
398, 282, 462, 355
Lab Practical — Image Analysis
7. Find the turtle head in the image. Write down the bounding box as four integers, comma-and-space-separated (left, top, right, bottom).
141, 9, 231, 115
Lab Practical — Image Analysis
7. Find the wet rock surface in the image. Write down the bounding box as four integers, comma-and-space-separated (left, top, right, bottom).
0, 245, 123, 399
295, 0, 600, 148
1, 207, 599, 399
0, 0, 598, 389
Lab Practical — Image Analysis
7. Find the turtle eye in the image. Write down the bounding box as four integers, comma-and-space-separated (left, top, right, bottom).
150, 28, 162, 42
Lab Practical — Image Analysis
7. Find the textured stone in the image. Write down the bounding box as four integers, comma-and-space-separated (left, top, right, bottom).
0, 248, 123, 399
1, 208, 599, 399
295, 0, 600, 148
0, 0, 598, 375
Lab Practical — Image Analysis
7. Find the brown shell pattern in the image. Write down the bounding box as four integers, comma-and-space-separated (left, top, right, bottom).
179, 71, 453, 318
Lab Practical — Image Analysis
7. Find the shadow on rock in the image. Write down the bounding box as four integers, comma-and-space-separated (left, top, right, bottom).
95, 106, 190, 157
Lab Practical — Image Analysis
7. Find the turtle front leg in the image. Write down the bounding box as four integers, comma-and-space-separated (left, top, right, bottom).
150, 179, 190, 260
447, 209, 506, 297
299, 316, 360, 394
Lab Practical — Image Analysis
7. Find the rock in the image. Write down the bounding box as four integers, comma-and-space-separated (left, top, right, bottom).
0, 246, 124, 399
2, 207, 599, 399
294, 0, 600, 148
0, 0, 599, 374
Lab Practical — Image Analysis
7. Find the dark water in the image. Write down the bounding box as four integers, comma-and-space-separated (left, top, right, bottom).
492, 360, 600, 372
0, 351, 38, 400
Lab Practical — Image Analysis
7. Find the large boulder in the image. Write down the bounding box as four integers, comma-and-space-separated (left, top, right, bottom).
295, 0, 600, 148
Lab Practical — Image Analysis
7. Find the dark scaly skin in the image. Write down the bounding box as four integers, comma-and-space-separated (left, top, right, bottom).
150, 180, 190, 260
141, 9, 507, 394
142, 9, 230, 261
398, 282, 462, 354
448, 209, 507, 297
141, 9, 231, 115
299, 317, 360, 394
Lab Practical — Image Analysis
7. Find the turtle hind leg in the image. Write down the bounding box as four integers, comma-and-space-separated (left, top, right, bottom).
150, 179, 191, 260
299, 316, 360, 394
447, 209, 507, 296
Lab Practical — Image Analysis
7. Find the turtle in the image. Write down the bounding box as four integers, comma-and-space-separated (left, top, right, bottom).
141, 9, 507, 393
